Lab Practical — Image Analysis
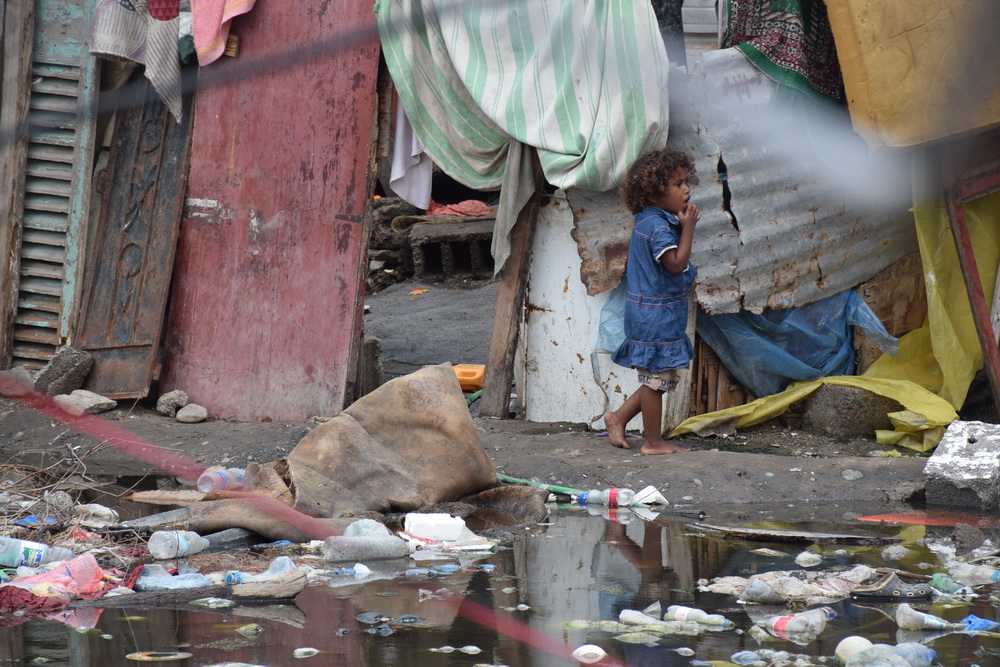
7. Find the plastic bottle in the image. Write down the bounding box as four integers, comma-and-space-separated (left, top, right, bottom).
135, 563, 213, 591
147, 530, 210, 559
889, 642, 936, 666
663, 605, 735, 629
225, 555, 299, 584
948, 562, 1000, 586
894, 603, 965, 631
323, 535, 411, 562
0, 536, 75, 567
196, 467, 247, 493
578, 488, 636, 507
762, 606, 835, 638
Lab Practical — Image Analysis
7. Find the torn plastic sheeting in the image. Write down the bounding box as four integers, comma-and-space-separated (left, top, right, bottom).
696, 289, 898, 399
670, 375, 956, 452
865, 190, 1000, 411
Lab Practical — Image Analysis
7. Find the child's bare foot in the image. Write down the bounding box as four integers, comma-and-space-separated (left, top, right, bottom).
640, 439, 690, 455
603, 412, 630, 449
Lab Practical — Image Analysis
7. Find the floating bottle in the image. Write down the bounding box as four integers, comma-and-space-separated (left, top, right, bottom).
663, 605, 735, 629
578, 488, 636, 507
948, 562, 1000, 586
147, 530, 210, 559
761, 606, 835, 640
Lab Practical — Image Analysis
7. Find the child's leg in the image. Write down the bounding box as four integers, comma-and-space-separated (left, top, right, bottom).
604, 390, 642, 449
639, 385, 689, 455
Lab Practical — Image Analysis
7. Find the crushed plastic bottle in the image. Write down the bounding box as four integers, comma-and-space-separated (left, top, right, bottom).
225, 555, 299, 584
761, 606, 836, 642
147, 530, 209, 559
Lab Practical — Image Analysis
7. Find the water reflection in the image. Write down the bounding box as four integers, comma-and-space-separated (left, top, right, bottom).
4, 506, 999, 665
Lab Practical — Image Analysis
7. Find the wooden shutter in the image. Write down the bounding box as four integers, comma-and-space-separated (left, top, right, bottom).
3, 0, 98, 370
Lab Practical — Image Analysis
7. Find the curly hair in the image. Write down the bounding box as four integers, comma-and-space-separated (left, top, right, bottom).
620, 147, 696, 214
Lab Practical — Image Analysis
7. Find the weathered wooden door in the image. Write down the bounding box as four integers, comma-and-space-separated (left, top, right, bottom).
0, 0, 99, 370
77, 68, 195, 398
160, 2, 381, 421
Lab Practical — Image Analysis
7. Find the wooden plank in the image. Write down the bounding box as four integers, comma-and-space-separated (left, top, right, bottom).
479, 151, 544, 418
944, 148, 1000, 417
77, 68, 195, 399
0, 0, 35, 367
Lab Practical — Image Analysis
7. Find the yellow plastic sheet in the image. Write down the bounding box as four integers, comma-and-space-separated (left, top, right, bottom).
673, 191, 1000, 451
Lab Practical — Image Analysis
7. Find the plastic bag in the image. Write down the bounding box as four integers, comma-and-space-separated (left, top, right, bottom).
697, 289, 898, 398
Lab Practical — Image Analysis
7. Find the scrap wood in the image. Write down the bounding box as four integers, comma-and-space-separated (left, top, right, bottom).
688, 522, 902, 545
67, 571, 308, 609
126, 489, 205, 506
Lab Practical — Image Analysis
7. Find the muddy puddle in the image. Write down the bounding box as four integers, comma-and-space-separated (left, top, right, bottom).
6, 504, 999, 666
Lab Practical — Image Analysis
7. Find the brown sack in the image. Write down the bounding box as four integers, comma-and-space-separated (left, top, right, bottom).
283, 363, 497, 516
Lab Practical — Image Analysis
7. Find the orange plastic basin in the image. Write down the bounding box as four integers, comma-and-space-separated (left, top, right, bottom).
453, 364, 485, 391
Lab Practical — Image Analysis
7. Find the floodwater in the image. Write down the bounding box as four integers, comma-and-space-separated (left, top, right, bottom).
5, 504, 999, 666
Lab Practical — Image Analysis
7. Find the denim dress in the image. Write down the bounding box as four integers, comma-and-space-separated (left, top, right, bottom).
611, 206, 697, 373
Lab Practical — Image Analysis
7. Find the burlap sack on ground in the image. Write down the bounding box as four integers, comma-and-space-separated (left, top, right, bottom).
246, 363, 497, 517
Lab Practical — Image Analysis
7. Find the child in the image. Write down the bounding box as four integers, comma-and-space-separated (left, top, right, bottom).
603, 147, 699, 455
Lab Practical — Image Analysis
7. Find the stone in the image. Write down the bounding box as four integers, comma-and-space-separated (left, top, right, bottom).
801, 384, 903, 438
0, 366, 34, 397
157, 389, 189, 417
881, 545, 909, 562
54, 390, 117, 416
924, 420, 1000, 510
176, 403, 208, 423
33, 347, 94, 396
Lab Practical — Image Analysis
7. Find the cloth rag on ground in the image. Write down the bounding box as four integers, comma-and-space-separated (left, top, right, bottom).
91, 0, 183, 121
722, 0, 843, 101
191, 0, 256, 66
229, 363, 498, 522
377, 0, 671, 273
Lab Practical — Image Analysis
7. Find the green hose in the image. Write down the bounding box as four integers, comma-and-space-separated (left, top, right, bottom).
497, 473, 585, 496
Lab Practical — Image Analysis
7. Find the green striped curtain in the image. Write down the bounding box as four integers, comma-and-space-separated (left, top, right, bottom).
376, 0, 672, 271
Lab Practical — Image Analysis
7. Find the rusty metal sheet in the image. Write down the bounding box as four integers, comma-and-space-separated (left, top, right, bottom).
161, 3, 380, 421
571, 48, 918, 314
77, 68, 195, 398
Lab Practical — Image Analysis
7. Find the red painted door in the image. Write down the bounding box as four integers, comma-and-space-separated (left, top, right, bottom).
161, 0, 380, 421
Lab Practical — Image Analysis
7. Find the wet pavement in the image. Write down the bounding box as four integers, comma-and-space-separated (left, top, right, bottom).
6, 504, 998, 666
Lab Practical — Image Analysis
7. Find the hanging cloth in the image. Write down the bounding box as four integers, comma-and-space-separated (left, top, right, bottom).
376, 0, 671, 273
722, 0, 844, 102
91, 0, 183, 121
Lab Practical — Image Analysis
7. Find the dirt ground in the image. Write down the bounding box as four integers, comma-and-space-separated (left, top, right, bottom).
0, 278, 945, 516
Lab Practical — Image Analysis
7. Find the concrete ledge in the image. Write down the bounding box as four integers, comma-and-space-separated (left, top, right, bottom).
410, 220, 495, 279
924, 420, 1000, 509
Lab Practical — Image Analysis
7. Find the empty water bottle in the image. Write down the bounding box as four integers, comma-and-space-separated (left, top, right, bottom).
147, 530, 210, 559
948, 562, 1000, 586
0, 536, 74, 567
663, 605, 735, 629
578, 488, 636, 507
197, 467, 247, 493
762, 606, 835, 641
